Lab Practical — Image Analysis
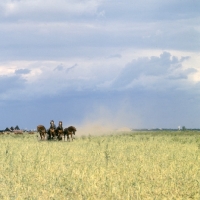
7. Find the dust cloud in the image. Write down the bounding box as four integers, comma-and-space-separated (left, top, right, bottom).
75, 104, 141, 136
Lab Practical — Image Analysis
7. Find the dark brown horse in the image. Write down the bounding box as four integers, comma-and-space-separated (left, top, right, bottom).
56, 121, 64, 140
37, 125, 46, 140
48, 128, 56, 140
64, 126, 77, 141
47, 120, 56, 140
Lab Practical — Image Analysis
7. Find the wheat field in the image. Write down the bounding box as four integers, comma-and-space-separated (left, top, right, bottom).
0, 131, 200, 199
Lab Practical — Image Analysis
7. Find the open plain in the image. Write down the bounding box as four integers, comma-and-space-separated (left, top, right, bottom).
1, 131, 200, 199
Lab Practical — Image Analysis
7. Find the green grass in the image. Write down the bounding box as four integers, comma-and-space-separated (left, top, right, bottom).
0, 131, 200, 199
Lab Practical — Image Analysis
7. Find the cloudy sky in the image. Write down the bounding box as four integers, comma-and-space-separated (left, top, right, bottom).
0, 0, 200, 130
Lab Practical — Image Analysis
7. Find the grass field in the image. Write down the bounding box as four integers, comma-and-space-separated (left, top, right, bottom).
1, 131, 200, 199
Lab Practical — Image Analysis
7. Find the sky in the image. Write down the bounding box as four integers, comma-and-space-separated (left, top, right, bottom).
0, 0, 200, 131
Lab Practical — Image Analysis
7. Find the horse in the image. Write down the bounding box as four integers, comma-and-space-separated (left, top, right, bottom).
64, 126, 77, 141
37, 125, 46, 140
48, 128, 56, 140
47, 120, 56, 140
56, 121, 64, 141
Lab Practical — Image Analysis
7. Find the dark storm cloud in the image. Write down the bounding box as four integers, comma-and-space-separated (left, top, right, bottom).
1, 88, 200, 130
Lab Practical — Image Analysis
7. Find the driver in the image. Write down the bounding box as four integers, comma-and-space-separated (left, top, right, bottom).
50, 120, 56, 129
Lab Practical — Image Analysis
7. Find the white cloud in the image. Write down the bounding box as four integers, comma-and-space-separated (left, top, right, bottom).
0, 56, 122, 99
0, 50, 199, 101
0, 0, 102, 20
110, 51, 199, 91
15, 68, 31, 75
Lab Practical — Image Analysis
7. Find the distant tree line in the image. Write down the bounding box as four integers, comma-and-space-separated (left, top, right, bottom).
4, 125, 20, 132
132, 127, 200, 131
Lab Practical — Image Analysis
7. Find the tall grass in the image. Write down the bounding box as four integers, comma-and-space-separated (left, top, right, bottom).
0, 131, 200, 199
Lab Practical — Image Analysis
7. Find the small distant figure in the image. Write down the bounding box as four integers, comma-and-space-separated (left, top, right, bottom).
49, 120, 56, 129
64, 126, 77, 141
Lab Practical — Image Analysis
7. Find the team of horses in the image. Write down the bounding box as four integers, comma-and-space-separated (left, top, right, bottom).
37, 121, 76, 141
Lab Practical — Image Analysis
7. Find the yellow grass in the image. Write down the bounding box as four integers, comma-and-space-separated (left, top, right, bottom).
0, 131, 200, 199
